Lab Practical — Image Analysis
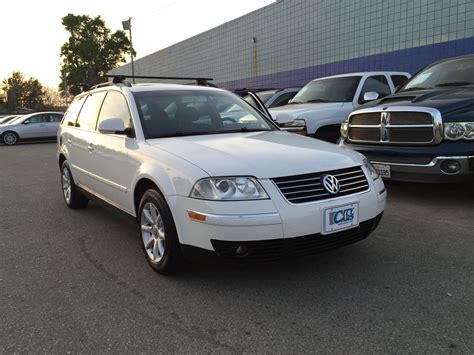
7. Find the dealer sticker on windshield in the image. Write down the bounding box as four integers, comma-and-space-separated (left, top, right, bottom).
322, 203, 359, 234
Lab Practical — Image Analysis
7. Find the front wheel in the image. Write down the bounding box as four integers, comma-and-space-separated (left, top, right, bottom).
61, 161, 89, 209
2, 131, 19, 145
138, 189, 183, 275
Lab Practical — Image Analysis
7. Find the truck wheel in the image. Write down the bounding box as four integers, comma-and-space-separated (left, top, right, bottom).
138, 189, 184, 275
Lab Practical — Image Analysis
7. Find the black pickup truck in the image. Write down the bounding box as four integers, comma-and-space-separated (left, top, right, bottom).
339, 55, 474, 183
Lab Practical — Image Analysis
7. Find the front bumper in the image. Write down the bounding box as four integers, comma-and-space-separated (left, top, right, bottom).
370, 155, 474, 183
339, 140, 474, 183
168, 175, 386, 255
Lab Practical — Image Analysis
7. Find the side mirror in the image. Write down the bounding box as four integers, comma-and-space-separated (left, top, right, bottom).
98, 118, 126, 134
23, 120, 29, 125
363, 91, 380, 103
272, 112, 295, 124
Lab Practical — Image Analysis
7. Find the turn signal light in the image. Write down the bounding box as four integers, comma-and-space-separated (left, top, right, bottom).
187, 210, 206, 221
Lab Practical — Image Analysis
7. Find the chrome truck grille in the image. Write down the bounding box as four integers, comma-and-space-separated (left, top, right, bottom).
347, 107, 443, 145
272, 166, 369, 204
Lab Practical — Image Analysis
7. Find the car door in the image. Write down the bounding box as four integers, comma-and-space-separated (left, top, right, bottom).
79, 90, 137, 214
18, 114, 48, 138
68, 91, 107, 191
45, 113, 63, 137
87, 90, 137, 214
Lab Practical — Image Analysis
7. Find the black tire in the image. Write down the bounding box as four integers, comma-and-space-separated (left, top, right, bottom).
2, 131, 19, 145
60, 161, 89, 209
138, 189, 184, 275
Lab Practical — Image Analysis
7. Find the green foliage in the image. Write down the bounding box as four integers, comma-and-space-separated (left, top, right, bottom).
60, 14, 132, 89
2, 71, 45, 111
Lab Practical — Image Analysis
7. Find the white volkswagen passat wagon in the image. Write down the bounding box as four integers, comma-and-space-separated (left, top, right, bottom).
58, 82, 386, 274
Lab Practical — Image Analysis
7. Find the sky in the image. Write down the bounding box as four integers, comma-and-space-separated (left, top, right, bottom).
1, 0, 275, 88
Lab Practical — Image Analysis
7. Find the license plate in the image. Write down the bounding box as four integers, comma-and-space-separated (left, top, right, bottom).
322, 203, 359, 234
372, 163, 391, 178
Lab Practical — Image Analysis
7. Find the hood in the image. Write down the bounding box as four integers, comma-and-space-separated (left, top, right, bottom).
361, 87, 474, 119
269, 102, 345, 122
147, 131, 362, 178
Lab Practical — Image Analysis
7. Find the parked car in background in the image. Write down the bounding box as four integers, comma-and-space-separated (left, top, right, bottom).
58, 80, 386, 274
339, 55, 474, 183
0, 115, 22, 125
0, 112, 63, 145
269, 72, 411, 142
244, 87, 301, 108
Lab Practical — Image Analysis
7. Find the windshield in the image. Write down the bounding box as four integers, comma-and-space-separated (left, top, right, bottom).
401, 57, 474, 91
133, 90, 276, 139
290, 76, 362, 103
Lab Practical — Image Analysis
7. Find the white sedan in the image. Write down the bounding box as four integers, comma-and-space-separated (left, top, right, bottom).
0, 112, 64, 145
58, 83, 386, 274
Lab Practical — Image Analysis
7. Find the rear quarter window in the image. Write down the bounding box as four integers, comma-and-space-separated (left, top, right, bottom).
62, 96, 85, 126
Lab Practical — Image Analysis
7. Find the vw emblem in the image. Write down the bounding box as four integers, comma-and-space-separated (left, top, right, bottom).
322, 175, 340, 194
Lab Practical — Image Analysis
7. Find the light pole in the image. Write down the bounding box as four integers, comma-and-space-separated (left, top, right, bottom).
122, 17, 136, 83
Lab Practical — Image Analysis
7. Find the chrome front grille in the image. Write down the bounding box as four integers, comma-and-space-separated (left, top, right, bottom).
272, 166, 369, 204
348, 107, 442, 145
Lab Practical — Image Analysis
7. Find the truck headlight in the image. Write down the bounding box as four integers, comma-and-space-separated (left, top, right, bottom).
363, 159, 379, 180
190, 177, 269, 200
444, 122, 474, 140
340, 119, 349, 138
279, 119, 307, 135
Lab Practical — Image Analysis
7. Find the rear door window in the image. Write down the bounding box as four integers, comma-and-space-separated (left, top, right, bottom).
76, 92, 107, 130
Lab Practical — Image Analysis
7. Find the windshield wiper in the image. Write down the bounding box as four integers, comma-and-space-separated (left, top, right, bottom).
305, 99, 334, 103
222, 127, 271, 133
156, 131, 212, 138
400, 86, 433, 92
288, 101, 303, 104
435, 81, 474, 87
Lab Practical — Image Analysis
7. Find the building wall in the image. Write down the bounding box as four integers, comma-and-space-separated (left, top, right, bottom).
111, 0, 474, 89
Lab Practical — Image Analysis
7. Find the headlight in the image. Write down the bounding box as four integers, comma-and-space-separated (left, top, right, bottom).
190, 177, 269, 200
363, 158, 379, 180
444, 122, 474, 140
279, 118, 307, 135
340, 119, 349, 138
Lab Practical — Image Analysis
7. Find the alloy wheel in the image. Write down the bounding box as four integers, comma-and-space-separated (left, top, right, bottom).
62, 167, 72, 203
140, 202, 166, 262
3, 133, 17, 145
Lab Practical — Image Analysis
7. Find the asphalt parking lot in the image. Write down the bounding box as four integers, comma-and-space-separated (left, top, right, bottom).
0, 142, 473, 353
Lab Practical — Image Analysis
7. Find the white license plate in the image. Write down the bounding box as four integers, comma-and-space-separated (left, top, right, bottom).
322, 203, 359, 234
372, 163, 391, 178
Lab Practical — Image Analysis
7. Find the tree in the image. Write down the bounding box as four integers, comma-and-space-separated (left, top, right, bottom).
2, 71, 45, 111
42, 87, 67, 111
59, 14, 132, 90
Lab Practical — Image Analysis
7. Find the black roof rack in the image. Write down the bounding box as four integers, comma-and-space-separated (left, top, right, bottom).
106, 75, 216, 87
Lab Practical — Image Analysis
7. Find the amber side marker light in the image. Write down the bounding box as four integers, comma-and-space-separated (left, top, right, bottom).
187, 210, 207, 221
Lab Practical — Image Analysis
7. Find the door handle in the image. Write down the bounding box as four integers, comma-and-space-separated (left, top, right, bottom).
67, 138, 72, 145
87, 144, 94, 152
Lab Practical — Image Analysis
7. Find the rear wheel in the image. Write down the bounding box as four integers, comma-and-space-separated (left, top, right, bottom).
61, 161, 89, 209
138, 189, 183, 275
2, 131, 18, 145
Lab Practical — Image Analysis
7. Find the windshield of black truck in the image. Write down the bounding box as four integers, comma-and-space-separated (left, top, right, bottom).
401, 57, 474, 91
